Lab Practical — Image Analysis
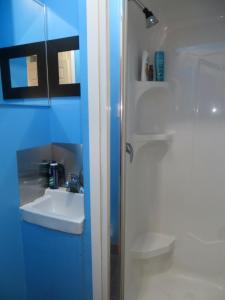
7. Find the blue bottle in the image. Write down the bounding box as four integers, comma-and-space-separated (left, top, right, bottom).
154, 51, 165, 81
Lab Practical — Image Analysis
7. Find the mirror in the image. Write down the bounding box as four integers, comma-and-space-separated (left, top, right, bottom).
0, 41, 48, 99
10, 55, 39, 88
58, 51, 76, 85
47, 36, 80, 97
58, 50, 80, 86
0, 0, 81, 102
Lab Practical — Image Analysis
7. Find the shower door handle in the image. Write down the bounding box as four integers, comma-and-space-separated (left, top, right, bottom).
126, 142, 133, 163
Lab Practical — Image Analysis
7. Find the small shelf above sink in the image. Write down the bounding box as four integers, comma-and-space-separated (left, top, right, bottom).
130, 232, 175, 259
20, 188, 85, 235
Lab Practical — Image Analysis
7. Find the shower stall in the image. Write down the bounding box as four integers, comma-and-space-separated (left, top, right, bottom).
110, 0, 225, 299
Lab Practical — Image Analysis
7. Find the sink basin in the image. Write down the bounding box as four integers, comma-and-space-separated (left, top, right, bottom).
20, 188, 84, 234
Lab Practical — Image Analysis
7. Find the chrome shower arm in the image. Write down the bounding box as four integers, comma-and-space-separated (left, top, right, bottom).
130, 0, 145, 11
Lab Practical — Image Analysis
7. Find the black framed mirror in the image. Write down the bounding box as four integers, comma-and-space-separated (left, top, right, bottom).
47, 36, 80, 97
0, 41, 48, 99
0, 36, 80, 100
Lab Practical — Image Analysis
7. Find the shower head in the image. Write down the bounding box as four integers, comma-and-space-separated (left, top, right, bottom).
129, 0, 159, 28
143, 8, 159, 28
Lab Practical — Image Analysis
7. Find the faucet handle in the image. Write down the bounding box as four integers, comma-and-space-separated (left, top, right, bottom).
67, 174, 79, 193
126, 142, 133, 163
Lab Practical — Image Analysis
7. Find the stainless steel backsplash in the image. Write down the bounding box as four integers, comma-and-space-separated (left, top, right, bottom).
17, 143, 83, 206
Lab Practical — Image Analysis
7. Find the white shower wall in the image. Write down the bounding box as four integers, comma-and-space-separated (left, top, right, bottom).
125, 0, 225, 298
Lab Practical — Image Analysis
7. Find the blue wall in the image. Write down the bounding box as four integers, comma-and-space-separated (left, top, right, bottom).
22, 224, 84, 300
0, 1, 92, 299
110, 0, 121, 246
0, 0, 45, 48
0, 106, 50, 300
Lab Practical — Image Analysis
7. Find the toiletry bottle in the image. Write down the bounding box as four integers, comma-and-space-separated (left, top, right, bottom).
79, 169, 83, 186
148, 65, 154, 81
78, 169, 84, 193
58, 163, 65, 187
141, 50, 149, 81
39, 160, 50, 188
154, 51, 165, 81
49, 161, 59, 189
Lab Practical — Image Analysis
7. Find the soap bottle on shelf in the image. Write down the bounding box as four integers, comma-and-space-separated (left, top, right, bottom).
148, 64, 154, 81
141, 50, 149, 81
141, 50, 155, 81
154, 50, 165, 81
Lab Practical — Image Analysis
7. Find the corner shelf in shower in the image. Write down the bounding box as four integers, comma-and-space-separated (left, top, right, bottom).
135, 81, 169, 106
130, 232, 175, 259
132, 132, 173, 153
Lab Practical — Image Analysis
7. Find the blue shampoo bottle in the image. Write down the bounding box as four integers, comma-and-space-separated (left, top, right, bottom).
154, 51, 165, 81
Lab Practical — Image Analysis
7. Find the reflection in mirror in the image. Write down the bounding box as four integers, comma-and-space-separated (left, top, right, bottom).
9, 55, 39, 88
58, 50, 76, 85
27, 55, 39, 87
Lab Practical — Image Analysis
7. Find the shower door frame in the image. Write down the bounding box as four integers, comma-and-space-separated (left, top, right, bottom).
87, 0, 128, 298
86, 0, 111, 299
119, 0, 128, 299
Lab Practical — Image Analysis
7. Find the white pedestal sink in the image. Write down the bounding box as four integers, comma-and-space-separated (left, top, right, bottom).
20, 188, 85, 234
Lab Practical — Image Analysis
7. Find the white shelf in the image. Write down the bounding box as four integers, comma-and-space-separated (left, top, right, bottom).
135, 80, 169, 106
130, 232, 175, 259
132, 132, 173, 153
136, 80, 168, 90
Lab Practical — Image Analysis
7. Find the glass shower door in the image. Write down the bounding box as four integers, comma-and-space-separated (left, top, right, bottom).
121, 0, 225, 300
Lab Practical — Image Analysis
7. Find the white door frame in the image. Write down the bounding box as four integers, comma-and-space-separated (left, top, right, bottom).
86, 1, 110, 300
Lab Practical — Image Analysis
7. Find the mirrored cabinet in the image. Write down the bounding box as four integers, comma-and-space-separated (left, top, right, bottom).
0, 0, 81, 105
0, 36, 80, 99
